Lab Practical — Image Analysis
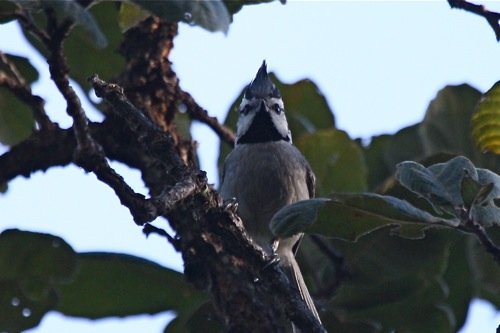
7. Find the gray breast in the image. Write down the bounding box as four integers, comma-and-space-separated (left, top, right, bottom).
221, 141, 313, 252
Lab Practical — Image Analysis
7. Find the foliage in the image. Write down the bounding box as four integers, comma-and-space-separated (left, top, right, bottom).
0, 1, 500, 333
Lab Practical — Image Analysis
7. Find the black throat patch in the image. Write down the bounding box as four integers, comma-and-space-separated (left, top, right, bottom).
237, 110, 290, 144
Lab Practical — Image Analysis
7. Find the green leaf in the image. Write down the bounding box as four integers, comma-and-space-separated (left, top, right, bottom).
466, 226, 500, 306
396, 156, 500, 227
460, 170, 493, 209
222, 0, 275, 16
3, 54, 40, 84
0, 229, 78, 332
299, 193, 459, 242
469, 168, 500, 226
21, 1, 125, 107
0, 87, 35, 145
57, 252, 205, 318
396, 157, 480, 215
0, 1, 17, 24
270, 198, 330, 238
0, 229, 78, 284
471, 80, 500, 154
427, 156, 477, 206
218, 73, 335, 185
441, 237, 476, 332
131, 0, 230, 34
165, 301, 224, 333
0, 54, 38, 146
0, 280, 58, 333
329, 228, 458, 332
13, 0, 107, 48
395, 160, 455, 211
363, 124, 425, 190
420, 84, 482, 156
118, 2, 150, 32
296, 128, 367, 195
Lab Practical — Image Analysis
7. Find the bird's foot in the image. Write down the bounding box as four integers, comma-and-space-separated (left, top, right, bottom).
222, 198, 238, 213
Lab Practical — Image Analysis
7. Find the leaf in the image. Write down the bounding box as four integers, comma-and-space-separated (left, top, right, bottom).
57, 252, 205, 318
219, 74, 335, 186
363, 124, 425, 191
441, 237, 476, 332
0, 87, 35, 145
0, 54, 38, 146
0, 280, 58, 333
270, 198, 330, 238
131, 0, 230, 34
3, 54, 40, 84
460, 170, 493, 209
13, 0, 107, 48
471, 80, 500, 154
118, 2, 150, 32
420, 84, 482, 156
165, 301, 224, 333
329, 228, 458, 333
396, 157, 481, 215
286, 193, 459, 242
395, 160, 455, 211
21, 1, 125, 107
0, 229, 77, 282
0, 229, 78, 332
0, 1, 17, 24
222, 0, 275, 16
469, 168, 500, 226
296, 128, 368, 195
427, 156, 478, 206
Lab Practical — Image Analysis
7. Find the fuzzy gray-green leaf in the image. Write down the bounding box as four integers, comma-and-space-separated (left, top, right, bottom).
270, 198, 330, 238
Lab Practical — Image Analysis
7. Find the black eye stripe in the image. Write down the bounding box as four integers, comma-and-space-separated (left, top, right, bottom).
273, 103, 282, 113
241, 104, 250, 115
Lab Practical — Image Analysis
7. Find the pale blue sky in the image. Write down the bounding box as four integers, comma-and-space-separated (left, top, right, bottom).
1, 1, 499, 332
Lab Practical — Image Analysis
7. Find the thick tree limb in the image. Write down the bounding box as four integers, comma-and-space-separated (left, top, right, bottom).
8, 10, 325, 331
448, 0, 500, 41
88, 76, 325, 332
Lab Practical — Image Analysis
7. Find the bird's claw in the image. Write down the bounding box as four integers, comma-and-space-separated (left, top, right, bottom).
263, 254, 280, 270
223, 198, 238, 213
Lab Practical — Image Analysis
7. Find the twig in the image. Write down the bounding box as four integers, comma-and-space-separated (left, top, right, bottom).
88, 75, 208, 214
43, 9, 96, 157
15, 9, 160, 224
0, 52, 55, 130
142, 223, 179, 250
448, 0, 500, 41
178, 89, 236, 147
458, 211, 500, 265
310, 234, 350, 297
467, 222, 500, 265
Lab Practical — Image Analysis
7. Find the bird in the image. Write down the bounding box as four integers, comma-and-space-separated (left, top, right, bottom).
220, 60, 321, 327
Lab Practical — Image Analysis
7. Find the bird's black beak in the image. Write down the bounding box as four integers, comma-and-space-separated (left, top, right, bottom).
258, 100, 267, 113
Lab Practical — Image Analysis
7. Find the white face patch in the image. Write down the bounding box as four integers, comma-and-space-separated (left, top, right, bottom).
236, 96, 291, 143
268, 97, 284, 109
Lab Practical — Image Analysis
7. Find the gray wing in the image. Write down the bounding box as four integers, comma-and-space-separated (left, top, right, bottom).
306, 164, 316, 199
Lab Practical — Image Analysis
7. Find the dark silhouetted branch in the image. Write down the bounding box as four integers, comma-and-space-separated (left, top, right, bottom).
448, 0, 500, 41
0, 51, 55, 130
178, 89, 236, 147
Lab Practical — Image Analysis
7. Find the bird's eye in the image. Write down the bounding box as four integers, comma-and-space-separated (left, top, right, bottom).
273, 103, 282, 113
241, 104, 251, 115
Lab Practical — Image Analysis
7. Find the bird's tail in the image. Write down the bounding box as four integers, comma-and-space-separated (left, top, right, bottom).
280, 250, 321, 325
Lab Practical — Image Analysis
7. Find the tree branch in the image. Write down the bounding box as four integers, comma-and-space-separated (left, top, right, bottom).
178, 89, 236, 147
88, 76, 325, 332
0, 51, 55, 130
448, 0, 500, 41
457, 208, 500, 266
